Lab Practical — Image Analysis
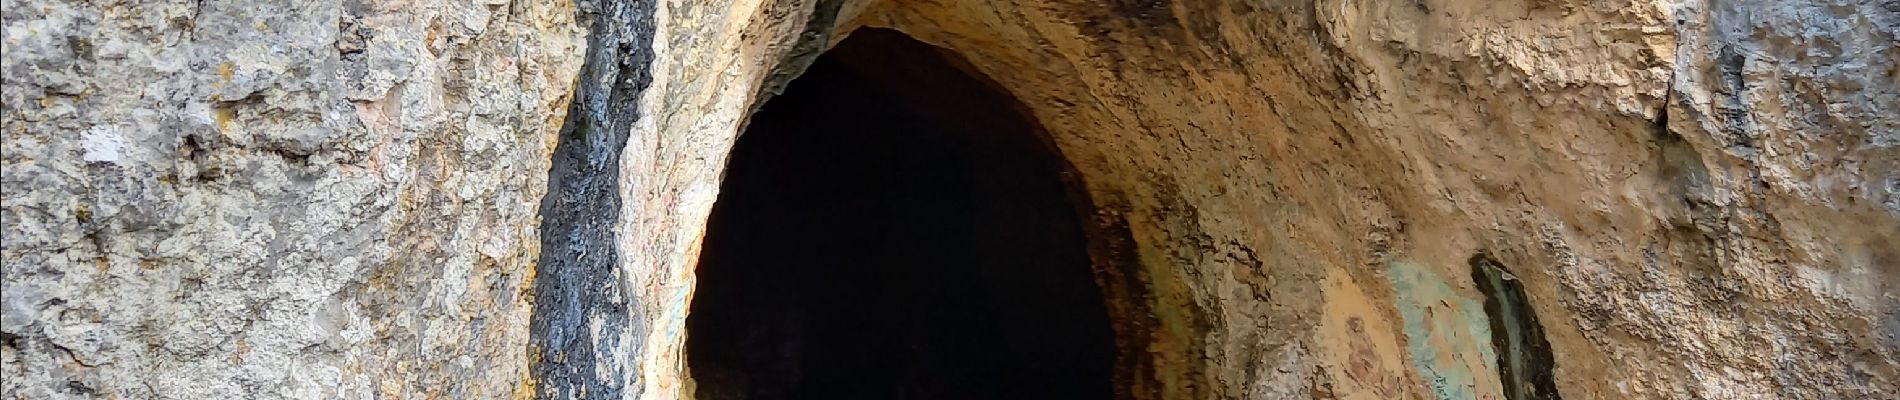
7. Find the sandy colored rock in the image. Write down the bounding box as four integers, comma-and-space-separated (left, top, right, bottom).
3, 0, 1895, 399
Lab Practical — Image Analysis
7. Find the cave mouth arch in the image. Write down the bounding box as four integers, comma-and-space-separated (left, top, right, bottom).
684, 28, 1126, 400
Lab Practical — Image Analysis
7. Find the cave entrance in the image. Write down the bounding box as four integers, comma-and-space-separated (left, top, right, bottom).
685, 29, 1119, 400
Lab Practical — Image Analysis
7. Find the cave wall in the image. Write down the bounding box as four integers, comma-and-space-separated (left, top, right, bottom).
3, 0, 1896, 399
3, 0, 586, 397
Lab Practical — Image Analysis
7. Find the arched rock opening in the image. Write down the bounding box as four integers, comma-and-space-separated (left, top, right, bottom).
684, 29, 1129, 400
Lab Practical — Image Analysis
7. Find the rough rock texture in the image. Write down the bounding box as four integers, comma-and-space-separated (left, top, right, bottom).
3, 0, 1896, 400
4, 0, 584, 397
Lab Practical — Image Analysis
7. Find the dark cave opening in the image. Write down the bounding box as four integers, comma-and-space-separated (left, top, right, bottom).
1471, 255, 1562, 400
684, 29, 1118, 400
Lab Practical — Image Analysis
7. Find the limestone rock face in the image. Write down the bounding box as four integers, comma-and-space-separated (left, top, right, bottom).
3, 0, 1896, 400
3, 0, 584, 397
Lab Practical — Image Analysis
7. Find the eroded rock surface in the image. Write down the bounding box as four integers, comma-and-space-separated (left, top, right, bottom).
3, 0, 1895, 399
4, 0, 583, 397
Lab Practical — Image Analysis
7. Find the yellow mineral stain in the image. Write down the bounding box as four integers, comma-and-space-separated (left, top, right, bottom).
214, 105, 237, 135
232, 337, 251, 363
512, 373, 539, 400
1317, 267, 1414, 400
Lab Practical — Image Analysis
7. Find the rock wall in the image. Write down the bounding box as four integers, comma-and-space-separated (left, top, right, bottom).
3, 0, 584, 397
3, 0, 1895, 399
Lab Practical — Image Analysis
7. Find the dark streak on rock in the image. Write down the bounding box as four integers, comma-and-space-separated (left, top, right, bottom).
1470, 254, 1562, 400
1715, 44, 1755, 150
528, 0, 658, 398
1106, 0, 1177, 29
746, 0, 849, 119
1083, 199, 1169, 400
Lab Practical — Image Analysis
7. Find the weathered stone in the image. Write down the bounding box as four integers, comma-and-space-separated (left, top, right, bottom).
3, 0, 1895, 399
4, 0, 584, 398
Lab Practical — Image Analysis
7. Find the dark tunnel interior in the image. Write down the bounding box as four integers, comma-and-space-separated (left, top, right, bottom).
684, 29, 1118, 400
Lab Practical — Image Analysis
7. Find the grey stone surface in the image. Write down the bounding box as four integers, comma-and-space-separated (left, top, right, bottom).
3, 0, 584, 398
